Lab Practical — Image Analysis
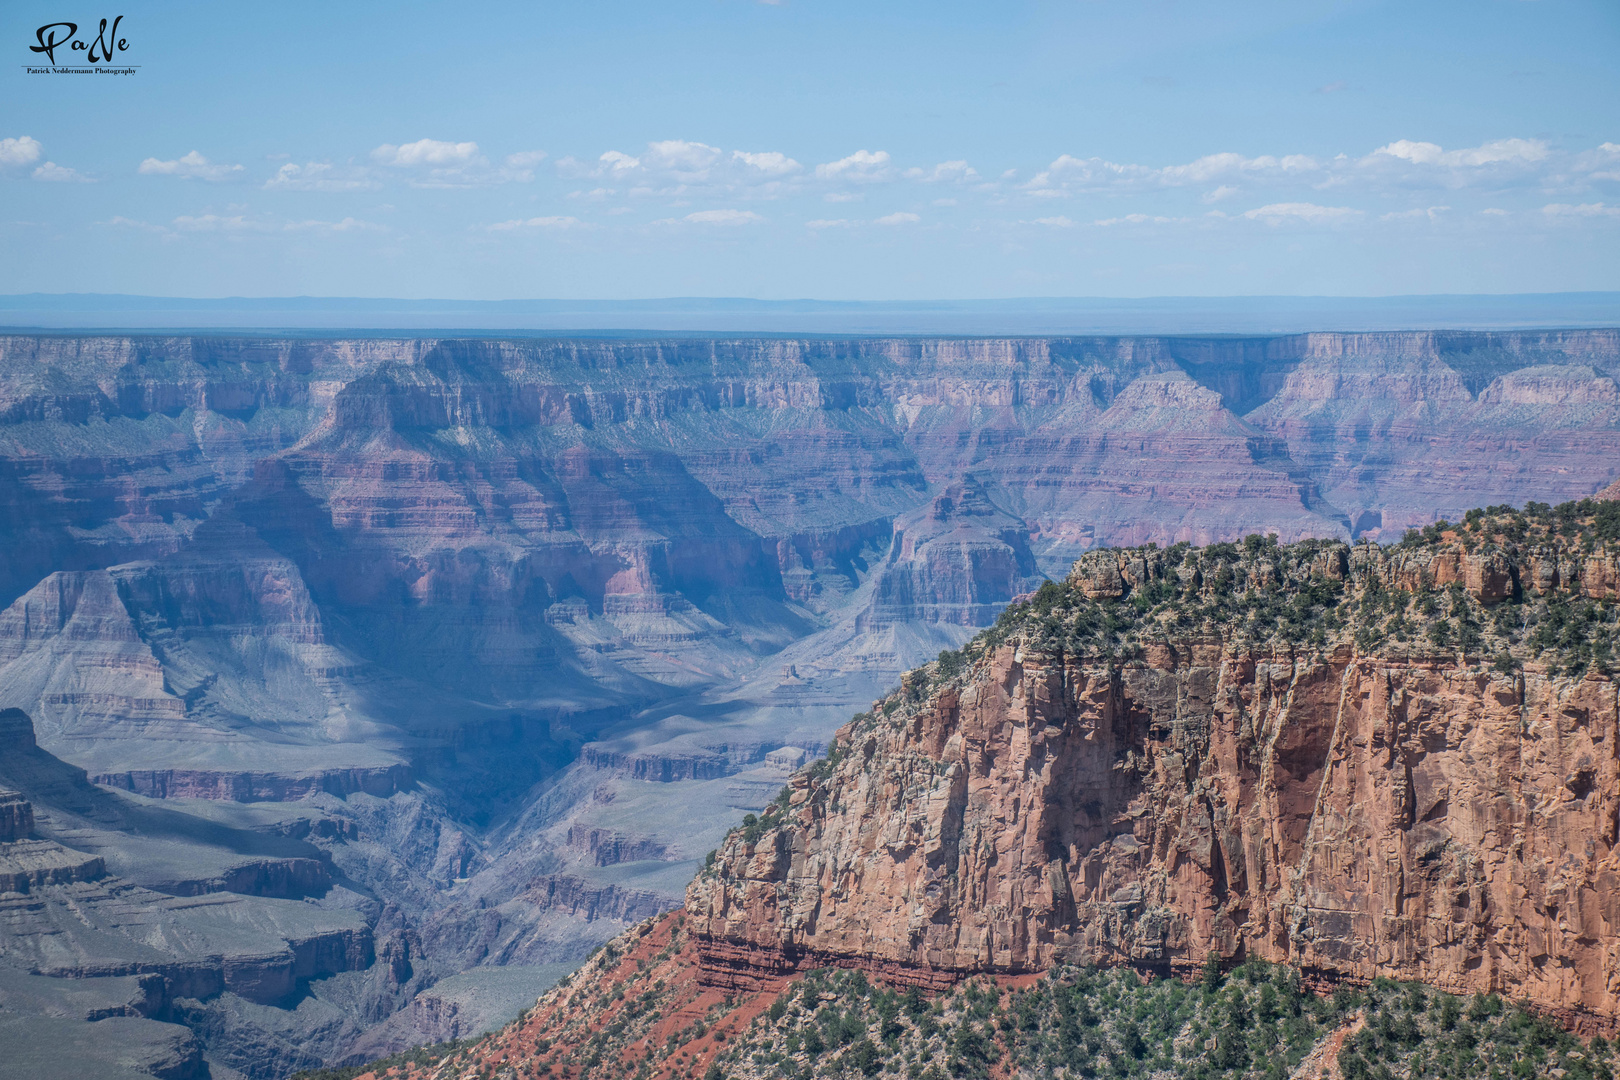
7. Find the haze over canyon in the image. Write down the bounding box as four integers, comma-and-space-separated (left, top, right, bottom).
1, 328, 1618, 1078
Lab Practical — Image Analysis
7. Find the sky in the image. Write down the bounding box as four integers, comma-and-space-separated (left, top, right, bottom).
2, 0, 1617, 301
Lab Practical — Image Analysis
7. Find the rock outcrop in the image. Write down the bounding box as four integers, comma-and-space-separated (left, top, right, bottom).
0, 789, 32, 843
0, 709, 108, 889
0, 780, 107, 892
689, 505, 1620, 1027
91, 764, 415, 801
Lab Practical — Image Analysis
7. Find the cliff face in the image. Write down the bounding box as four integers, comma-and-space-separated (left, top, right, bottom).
689, 507, 1620, 1024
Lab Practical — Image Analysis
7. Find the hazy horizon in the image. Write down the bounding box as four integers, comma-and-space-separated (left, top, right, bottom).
5, 290, 1618, 335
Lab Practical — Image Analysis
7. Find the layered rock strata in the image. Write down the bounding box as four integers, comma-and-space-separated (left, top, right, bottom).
689, 505, 1620, 1025
0, 708, 409, 1078
0, 788, 32, 842
0, 787, 106, 891
5, 332, 1620, 1071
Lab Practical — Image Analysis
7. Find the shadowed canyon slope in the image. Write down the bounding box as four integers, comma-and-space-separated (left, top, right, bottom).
2, 330, 1619, 1075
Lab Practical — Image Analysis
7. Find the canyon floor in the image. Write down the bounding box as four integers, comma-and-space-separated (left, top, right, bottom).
0, 330, 1618, 1078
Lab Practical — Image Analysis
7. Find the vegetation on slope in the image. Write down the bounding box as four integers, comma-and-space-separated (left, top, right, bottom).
291, 1039, 479, 1080
910, 498, 1620, 706
341, 924, 1620, 1080
697, 959, 1620, 1080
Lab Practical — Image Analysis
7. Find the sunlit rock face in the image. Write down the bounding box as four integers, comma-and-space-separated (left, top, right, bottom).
690, 522, 1620, 1028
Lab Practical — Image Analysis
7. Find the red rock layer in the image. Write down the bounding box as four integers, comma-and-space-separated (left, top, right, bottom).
364, 911, 792, 1080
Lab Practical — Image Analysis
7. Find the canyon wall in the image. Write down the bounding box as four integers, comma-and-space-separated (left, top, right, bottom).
5, 329, 1617, 795
3, 331, 1620, 1072
689, 515, 1620, 1026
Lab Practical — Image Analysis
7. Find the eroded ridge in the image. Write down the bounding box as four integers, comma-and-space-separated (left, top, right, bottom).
689, 503, 1620, 1023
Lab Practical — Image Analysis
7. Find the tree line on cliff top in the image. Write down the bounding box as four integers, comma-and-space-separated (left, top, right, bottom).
907, 497, 1620, 694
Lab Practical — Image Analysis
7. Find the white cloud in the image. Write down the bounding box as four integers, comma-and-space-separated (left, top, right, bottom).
1379, 206, 1450, 221
558, 150, 639, 179
1027, 151, 1317, 197
1094, 213, 1178, 226
1028, 216, 1075, 227
138, 151, 245, 181
501, 151, 548, 182
0, 136, 43, 169
264, 162, 380, 192
645, 140, 723, 180
1571, 143, 1620, 183
283, 217, 386, 233
371, 139, 481, 167
874, 211, 920, 225
1157, 151, 1318, 184
488, 215, 583, 231
1542, 202, 1620, 217
1352, 137, 1603, 194
369, 138, 540, 186
164, 213, 384, 234
905, 160, 979, 183
1482, 208, 1509, 216
1013, 136, 1604, 205
683, 209, 763, 225
933, 198, 958, 207
1241, 202, 1359, 223
806, 218, 851, 229
816, 149, 894, 182
101, 212, 380, 237
100, 216, 166, 233
171, 213, 270, 232
824, 192, 863, 203
1372, 138, 1547, 167
32, 161, 90, 183
733, 150, 801, 176
560, 143, 801, 199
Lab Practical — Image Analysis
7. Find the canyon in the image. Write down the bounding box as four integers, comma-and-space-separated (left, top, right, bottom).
359, 507, 1620, 1080
1, 330, 1619, 1077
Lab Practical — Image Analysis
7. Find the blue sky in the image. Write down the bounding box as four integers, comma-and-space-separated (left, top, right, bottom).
3, 0, 1617, 300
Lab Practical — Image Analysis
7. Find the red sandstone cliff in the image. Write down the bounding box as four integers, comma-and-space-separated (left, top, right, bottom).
689, 510, 1620, 1024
